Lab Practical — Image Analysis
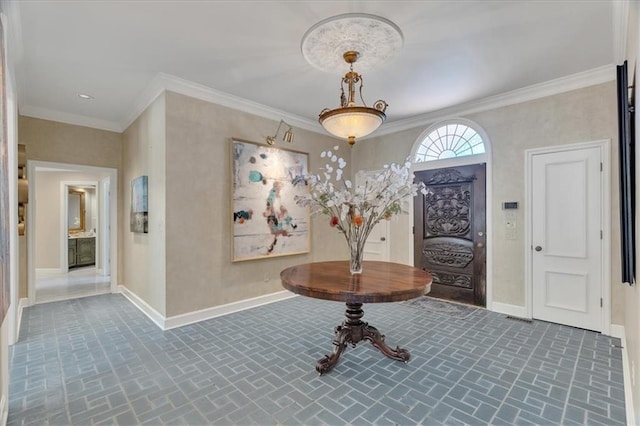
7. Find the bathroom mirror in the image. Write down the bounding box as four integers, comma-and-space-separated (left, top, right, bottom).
68, 189, 85, 232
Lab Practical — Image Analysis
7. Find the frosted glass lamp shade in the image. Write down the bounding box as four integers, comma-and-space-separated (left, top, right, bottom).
319, 107, 386, 145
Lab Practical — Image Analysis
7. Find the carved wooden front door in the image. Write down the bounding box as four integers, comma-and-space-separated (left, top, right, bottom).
414, 164, 486, 306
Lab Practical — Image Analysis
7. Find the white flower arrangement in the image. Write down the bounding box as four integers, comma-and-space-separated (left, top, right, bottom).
295, 146, 426, 273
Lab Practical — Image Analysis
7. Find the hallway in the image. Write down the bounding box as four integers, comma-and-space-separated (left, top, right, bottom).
34, 268, 110, 305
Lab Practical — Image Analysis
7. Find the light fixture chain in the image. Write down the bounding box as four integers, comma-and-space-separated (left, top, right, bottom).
358, 76, 368, 108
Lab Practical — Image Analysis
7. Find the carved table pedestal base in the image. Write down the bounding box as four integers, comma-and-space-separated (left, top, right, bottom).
316, 302, 410, 375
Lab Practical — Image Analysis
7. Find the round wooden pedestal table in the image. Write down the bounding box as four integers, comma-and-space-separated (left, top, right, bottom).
280, 261, 432, 375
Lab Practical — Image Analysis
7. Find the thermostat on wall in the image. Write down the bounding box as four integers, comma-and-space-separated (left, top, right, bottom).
503, 202, 518, 209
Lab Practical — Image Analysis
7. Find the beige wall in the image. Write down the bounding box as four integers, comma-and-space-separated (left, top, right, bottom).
352, 81, 622, 321
475, 82, 620, 314
33, 171, 106, 269
16, 85, 625, 321
19, 116, 122, 168
122, 94, 167, 316
164, 91, 346, 317
18, 116, 122, 297
34, 173, 59, 269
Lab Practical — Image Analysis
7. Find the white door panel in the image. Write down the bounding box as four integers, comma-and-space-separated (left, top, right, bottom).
544, 161, 587, 258
364, 220, 389, 261
544, 271, 588, 312
531, 146, 602, 331
358, 171, 391, 261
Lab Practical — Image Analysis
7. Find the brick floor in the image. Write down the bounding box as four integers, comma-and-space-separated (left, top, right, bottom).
8, 294, 626, 425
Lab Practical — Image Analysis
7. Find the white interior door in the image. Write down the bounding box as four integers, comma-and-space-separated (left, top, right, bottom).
531, 146, 602, 331
364, 220, 390, 261
358, 171, 391, 261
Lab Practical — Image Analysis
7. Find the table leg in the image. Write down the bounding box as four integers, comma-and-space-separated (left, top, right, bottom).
316, 302, 411, 375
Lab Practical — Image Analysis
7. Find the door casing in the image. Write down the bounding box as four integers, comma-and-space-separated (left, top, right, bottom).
524, 139, 611, 334
27, 161, 119, 307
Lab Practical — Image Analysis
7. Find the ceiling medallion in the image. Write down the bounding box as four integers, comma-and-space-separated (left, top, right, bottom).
301, 13, 404, 74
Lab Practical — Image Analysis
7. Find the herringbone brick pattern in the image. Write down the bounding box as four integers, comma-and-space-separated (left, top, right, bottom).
8, 294, 626, 425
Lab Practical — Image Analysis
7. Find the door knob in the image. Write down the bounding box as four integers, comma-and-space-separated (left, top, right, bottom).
380, 237, 386, 241
535, 246, 542, 252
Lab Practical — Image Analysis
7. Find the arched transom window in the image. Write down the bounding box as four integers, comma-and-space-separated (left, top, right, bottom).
415, 122, 486, 162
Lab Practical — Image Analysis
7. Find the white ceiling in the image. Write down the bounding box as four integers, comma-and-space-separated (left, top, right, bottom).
7, 1, 624, 134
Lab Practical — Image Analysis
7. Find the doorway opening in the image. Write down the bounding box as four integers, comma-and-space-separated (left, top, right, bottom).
26, 161, 118, 307
410, 119, 492, 308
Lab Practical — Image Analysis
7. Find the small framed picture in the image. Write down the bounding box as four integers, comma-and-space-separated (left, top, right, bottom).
130, 175, 148, 233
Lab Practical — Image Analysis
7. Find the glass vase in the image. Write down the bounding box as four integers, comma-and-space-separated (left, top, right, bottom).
349, 240, 364, 275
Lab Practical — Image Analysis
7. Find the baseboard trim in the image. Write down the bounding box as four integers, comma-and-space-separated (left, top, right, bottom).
610, 324, 625, 339
0, 395, 7, 426
118, 286, 295, 331
117, 286, 166, 330
610, 325, 636, 426
490, 302, 528, 318
164, 291, 296, 330
34, 268, 61, 274
16, 298, 28, 342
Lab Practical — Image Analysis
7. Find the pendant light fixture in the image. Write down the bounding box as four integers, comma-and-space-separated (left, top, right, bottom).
318, 51, 388, 146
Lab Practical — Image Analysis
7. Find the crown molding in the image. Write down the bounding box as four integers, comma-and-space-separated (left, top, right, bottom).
122, 72, 321, 134
19, 63, 616, 138
20, 105, 122, 133
120, 73, 166, 132
372, 64, 617, 138
612, 0, 630, 64
125, 65, 615, 140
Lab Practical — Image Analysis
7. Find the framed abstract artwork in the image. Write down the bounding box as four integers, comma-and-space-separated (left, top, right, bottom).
231, 139, 310, 261
130, 175, 148, 233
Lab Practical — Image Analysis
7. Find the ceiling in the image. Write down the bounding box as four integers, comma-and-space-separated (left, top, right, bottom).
7, 1, 625, 135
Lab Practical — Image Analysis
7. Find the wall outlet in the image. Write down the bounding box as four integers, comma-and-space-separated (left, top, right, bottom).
263, 273, 270, 283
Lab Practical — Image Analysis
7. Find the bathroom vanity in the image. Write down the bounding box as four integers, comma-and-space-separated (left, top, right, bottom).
68, 237, 95, 268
